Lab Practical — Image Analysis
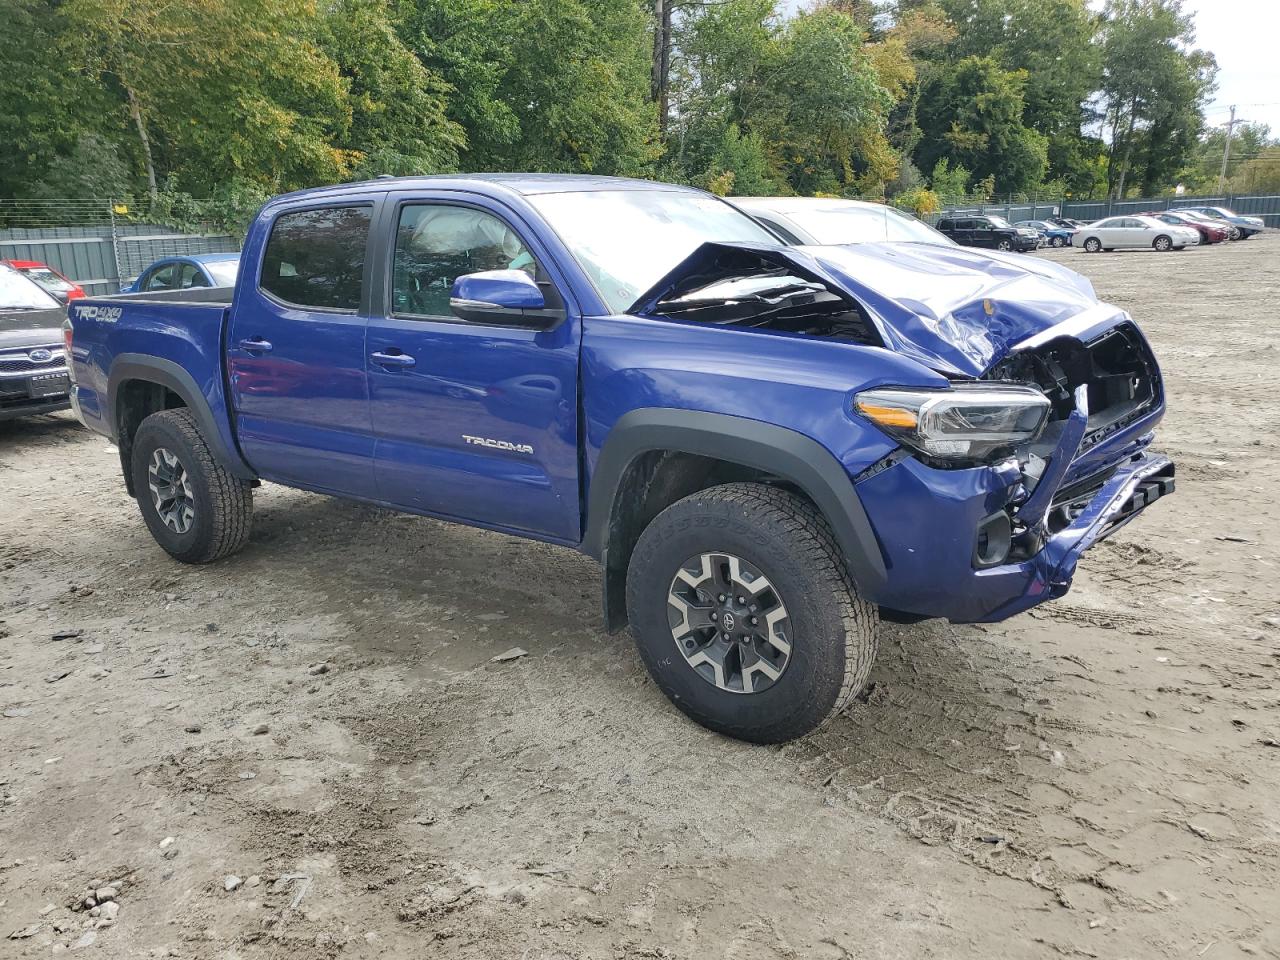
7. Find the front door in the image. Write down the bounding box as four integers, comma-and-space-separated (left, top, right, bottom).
364, 195, 581, 542
226, 201, 379, 499
971, 219, 997, 248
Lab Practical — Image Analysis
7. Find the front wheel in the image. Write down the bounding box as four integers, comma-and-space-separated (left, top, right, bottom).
996, 239, 1012, 251
131, 408, 253, 563
1228, 226, 1241, 241
1083, 237, 1102, 253
1153, 235, 1172, 252
626, 483, 878, 743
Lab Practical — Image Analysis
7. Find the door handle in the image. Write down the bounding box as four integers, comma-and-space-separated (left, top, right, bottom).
237, 338, 272, 353
370, 350, 416, 369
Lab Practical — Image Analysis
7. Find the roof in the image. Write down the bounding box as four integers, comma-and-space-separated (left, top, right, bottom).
733, 197, 888, 214
185, 253, 240, 263
268, 173, 707, 206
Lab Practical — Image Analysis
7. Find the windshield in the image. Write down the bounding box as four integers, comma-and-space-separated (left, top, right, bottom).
23, 268, 75, 294
781, 204, 953, 246
204, 259, 240, 286
528, 189, 776, 314
0, 264, 61, 310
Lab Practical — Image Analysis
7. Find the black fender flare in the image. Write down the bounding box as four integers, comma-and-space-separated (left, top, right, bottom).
585, 409, 888, 629
107, 354, 254, 483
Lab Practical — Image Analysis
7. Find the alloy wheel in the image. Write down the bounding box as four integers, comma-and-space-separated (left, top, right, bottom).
667, 552, 791, 694
148, 447, 196, 534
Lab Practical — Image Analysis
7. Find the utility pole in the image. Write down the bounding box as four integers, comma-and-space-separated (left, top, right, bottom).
1218, 105, 1243, 195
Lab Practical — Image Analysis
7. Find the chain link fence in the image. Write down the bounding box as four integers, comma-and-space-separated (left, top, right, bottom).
0, 199, 242, 294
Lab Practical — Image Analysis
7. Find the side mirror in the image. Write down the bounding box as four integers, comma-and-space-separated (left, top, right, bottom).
449, 270, 564, 329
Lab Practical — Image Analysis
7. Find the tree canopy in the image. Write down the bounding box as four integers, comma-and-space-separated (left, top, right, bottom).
0, 0, 1236, 219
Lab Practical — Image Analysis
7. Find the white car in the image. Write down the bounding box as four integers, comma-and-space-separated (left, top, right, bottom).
1075, 215, 1200, 253
733, 197, 956, 247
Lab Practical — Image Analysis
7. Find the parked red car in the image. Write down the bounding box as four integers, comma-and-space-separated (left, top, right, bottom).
2, 259, 86, 302
1141, 211, 1228, 245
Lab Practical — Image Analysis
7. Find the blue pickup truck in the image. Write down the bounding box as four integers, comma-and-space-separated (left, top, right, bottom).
64, 174, 1174, 742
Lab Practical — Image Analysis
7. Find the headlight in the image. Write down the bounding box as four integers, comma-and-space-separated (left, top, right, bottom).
854, 384, 1051, 463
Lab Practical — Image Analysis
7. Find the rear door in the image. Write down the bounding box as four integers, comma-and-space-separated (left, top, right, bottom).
363, 191, 582, 542
1122, 218, 1151, 248
226, 199, 380, 498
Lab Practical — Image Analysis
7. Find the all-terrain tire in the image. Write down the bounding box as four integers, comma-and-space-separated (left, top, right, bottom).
131, 408, 253, 564
626, 482, 878, 744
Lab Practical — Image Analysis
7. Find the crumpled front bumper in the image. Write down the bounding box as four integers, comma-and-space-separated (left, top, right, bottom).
976, 451, 1174, 622
854, 447, 1175, 624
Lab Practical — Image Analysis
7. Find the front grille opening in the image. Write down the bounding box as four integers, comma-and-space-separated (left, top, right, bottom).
986, 322, 1160, 450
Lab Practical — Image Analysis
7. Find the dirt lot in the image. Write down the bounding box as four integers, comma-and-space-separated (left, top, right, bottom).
2, 236, 1279, 960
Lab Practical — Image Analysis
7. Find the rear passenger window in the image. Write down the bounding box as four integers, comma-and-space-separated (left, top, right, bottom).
260, 206, 372, 311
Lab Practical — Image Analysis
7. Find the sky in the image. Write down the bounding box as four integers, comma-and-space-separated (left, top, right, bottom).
1184, 0, 1280, 138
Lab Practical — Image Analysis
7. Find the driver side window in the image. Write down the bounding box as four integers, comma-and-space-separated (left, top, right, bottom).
392, 204, 538, 318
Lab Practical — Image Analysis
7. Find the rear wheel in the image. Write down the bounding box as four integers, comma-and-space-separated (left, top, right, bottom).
1153, 235, 1172, 252
1083, 237, 1102, 253
130, 409, 253, 563
1051, 236, 1065, 248
626, 483, 878, 744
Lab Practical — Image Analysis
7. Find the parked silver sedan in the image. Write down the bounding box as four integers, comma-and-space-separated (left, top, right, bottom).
1075, 215, 1200, 253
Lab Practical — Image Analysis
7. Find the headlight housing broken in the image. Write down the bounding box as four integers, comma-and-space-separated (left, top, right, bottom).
855, 384, 1051, 463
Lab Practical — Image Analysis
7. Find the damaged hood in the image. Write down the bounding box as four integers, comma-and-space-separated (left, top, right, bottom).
631, 241, 1115, 378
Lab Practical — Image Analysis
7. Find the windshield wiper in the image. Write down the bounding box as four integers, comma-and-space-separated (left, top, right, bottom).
656, 274, 840, 325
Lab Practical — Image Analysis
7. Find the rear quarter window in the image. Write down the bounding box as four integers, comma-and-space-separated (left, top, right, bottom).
260, 206, 372, 311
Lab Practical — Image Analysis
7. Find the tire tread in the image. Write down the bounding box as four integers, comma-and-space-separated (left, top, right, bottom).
134, 408, 252, 563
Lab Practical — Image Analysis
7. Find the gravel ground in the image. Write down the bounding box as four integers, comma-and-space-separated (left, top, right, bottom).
2, 235, 1278, 960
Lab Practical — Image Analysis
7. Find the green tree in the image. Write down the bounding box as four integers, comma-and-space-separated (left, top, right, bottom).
319, 0, 465, 178
937, 0, 1102, 191
0, 0, 128, 199
669, 0, 896, 195
57, 0, 353, 197
915, 56, 1047, 193
928, 157, 970, 202
402, 0, 657, 175
1100, 0, 1216, 197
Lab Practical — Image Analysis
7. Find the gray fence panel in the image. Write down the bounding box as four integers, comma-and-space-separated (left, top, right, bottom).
0, 225, 239, 292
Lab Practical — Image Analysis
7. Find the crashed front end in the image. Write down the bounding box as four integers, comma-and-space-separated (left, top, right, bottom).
851, 313, 1173, 622
633, 240, 1175, 623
